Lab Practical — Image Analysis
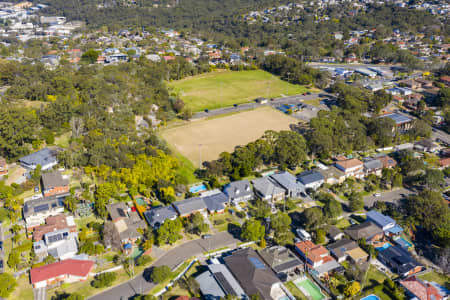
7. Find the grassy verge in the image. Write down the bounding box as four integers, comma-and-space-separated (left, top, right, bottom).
151, 258, 195, 295
203, 246, 230, 255
10, 274, 33, 300
419, 271, 450, 286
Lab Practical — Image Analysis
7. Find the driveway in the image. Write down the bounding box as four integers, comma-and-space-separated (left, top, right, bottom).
33, 287, 46, 300
88, 232, 240, 300
363, 188, 415, 207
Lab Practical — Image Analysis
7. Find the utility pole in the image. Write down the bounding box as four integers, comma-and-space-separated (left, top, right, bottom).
286, 72, 291, 96
198, 144, 203, 169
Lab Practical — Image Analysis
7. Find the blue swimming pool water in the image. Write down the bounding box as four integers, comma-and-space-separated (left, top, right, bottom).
376, 243, 391, 251
278, 296, 289, 300
189, 184, 207, 193
395, 237, 412, 249
360, 295, 381, 300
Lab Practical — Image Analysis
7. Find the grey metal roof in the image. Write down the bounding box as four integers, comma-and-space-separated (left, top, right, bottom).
380, 113, 412, 125
208, 264, 247, 298
251, 177, 284, 197
378, 245, 422, 275
313, 259, 341, 275
19, 148, 57, 167
297, 170, 325, 185
41, 171, 69, 190
328, 226, 342, 238
270, 171, 305, 192
366, 210, 396, 229
223, 179, 253, 200
196, 270, 226, 300
363, 159, 383, 170
143, 206, 177, 228
172, 197, 207, 216
47, 237, 78, 259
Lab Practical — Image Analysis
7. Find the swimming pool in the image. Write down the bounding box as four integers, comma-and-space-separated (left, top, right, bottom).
376, 243, 391, 251
277, 296, 290, 300
294, 278, 325, 300
360, 294, 380, 300
394, 237, 412, 249
189, 184, 207, 193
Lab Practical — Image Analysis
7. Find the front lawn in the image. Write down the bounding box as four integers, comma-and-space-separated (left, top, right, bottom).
209, 211, 240, 232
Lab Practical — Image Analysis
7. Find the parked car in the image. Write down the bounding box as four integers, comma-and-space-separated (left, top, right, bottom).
373, 193, 381, 197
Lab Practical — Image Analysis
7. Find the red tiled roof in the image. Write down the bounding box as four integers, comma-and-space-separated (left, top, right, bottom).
335, 158, 363, 170
400, 276, 442, 300
295, 240, 329, 263
30, 259, 94, 284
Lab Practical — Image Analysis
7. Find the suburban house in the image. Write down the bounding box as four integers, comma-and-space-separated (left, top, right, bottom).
335, 158, 364, 179
380, 113, 413, 132
224, 248, 284, 300
318, 166, 346, 185
344, 221, 384, 244
41, 171, 70, 198
327, 226, 344, 241
399, 276, 444, 300
202, 190, 229, 214
223, 179, 254, 205
295, 240, 341, 277
32, 214, 77, 241
106, 202, 147, 249
270, 171, 307, 199
33, 228, 78, 261
0, 157, 7, 176
377, 245, 423, 277
258, 246, 304, 281
366, 210, 403, 236
23, 196, 65, 229
414, 139, 439, 153
377, 155, 397, 169
30, 259, 94, 288
251, 177, 285, 203
172, 197, 207, 217
19, 148, 58, 170
327, 238, 368, 264
296, 170, 325, 190
143, 206, 177, 229
363, 159, 383, 176
195, 263, 247, 300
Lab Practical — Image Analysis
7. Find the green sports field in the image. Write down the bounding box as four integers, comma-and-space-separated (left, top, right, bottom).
168, 70, 311, 112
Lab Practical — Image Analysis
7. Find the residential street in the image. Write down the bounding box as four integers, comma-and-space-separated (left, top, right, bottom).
88, 232, 240, 300
363, 188, 415, 207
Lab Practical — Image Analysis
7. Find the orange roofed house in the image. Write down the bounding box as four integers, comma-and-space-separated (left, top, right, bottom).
32, 214, 77, 241
295, 240, 342, 277
30, 259, 94, 288
400, 276, 443, 300
334, 158, 364, 179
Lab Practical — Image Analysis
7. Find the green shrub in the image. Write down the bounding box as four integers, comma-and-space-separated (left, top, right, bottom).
91, 272, 117, 288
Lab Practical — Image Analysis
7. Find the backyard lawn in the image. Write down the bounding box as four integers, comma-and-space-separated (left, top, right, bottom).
419, 271, 450, 287
285, 281, 308, 300
168, 70, 311, 111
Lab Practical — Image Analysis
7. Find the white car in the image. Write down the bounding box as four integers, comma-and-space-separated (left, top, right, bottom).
373, 193, 381, 197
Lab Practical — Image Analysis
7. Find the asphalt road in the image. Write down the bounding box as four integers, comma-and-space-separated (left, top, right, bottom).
432, 128, 450, 145
307, 63, 395, 72
88, 232, 240, 300
363, 188, 415, 207
192, 93, 333, 119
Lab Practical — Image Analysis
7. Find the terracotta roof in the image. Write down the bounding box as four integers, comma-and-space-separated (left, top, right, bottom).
439, 157, 450, 168
400, 276, 442, 300
32, 215, 77, 241
378, 155, 397, 168
30, 259, 94, 284
335, 158, 363, 170
295, 240, 329, 263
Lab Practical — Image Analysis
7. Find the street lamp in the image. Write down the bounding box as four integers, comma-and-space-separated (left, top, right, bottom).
198, 144, 203, 169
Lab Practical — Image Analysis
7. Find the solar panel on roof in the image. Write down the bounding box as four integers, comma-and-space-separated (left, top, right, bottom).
248, 256, 266, 269
48, 233, 63, 243
34, 204, 49, 213
214, 272, 235, 295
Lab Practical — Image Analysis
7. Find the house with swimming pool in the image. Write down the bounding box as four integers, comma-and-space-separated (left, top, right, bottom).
366, 210, 404, 237
377, 244, 423, 277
